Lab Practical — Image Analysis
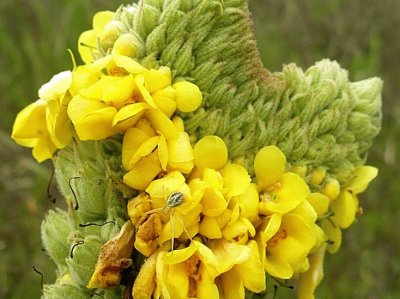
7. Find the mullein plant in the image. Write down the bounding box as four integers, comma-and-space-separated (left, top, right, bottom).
11, 1, 382, 298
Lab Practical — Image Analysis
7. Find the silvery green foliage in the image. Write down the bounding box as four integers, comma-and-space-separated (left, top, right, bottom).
115, 0, 382, 182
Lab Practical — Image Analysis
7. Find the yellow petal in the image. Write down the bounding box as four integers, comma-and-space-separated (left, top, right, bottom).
237, 183, 260, 224
93, 11, 115, 35
136, 118, 156, 136
146, 109, 179, 140
321, 219, 342, 254
122, 127, 151, 170
197, 270, 219, 299
167, 132, 194, 163
158, 216, 184, 246
67, 95, 108, 123
220, 268, 244, 299
113, 103, 149, 131
46, 102, 71, 148
74, 107, 118, 140
78, 30, 97, 64
158, 134, 169, 170
195, 242, 220, 277
38, 70, 72, 101
221, 163, 251, 197
132, 249, 158, 299
330, 191, 356, 229
153, 86, 177, 118
297, 246, 326, 299
167, 262, 189, 298
261, 172, 309, 214
135, 75, 158, 108
291, 200, 318, 225
102, 75, 136, 109
199, 216, 222, 239
155, 251, 171, 299
211, 240, 250, 273
260, 214, 282, 244
70, 65, 101, 96
254, 146, 286, 189
172, 116, 185, 132
194, 136, 228, 170
202, 188, 227, 217
123, 152, 162, 190
12, 100, 47, 141
236, 240, 266, 293
167, 132, 194, 173
173, 81, 203, 112
143, 67, 171, 93
32, 135, 57, 162
306, 193, 330, 217
345, 166, 378, 194
163, 242, 198, 265
222, 218, 255, 241
128, 135, 160, 167
113, 54, 148, 74
264, 251, 294, 279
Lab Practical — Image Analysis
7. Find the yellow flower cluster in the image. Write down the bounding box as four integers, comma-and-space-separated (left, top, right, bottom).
11, 11, 379, 297
11, 52, 202, 164
125, 136, 378, 298
127, 139, 304, 297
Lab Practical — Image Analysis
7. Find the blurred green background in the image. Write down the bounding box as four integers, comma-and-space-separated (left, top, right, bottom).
0, 0, 398, 298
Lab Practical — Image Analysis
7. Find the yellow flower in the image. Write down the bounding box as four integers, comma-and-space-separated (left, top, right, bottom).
255, 146, 310, 215
297, 246, 326, 299
210, 240, 266, 297
12, 100, 56, 162
330, 166, 378, 229
322, 166, 377, 253
128, 171, 202, 256
67, 54, 202, 142
12, 70, 73, 161
257, 209, 317, 279
122, 121, 194, 190
153, 239, 265, 299
156, 241, 220, 299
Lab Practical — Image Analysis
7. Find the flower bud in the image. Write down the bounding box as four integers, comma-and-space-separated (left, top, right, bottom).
41, 209, 72, 265
112, 32, 144, 58
308, 168, 326, 186
100, 20, 124, 51
66, 236, 103, 286
322, 178, 341, 201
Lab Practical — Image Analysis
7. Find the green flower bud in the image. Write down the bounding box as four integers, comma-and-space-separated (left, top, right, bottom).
100, 20, 124, 51
41, 209, 72, 266
66, 236, 103, 286
112, 32, 145, 58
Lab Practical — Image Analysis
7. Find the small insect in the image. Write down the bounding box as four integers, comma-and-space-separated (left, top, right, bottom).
166, 191, 185, 208
139, 191, 191, 252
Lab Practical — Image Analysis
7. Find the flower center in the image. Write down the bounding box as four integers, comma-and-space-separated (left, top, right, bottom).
260, 192, 278, 202
268, 228, 288, 247
186, 255, 202, 297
